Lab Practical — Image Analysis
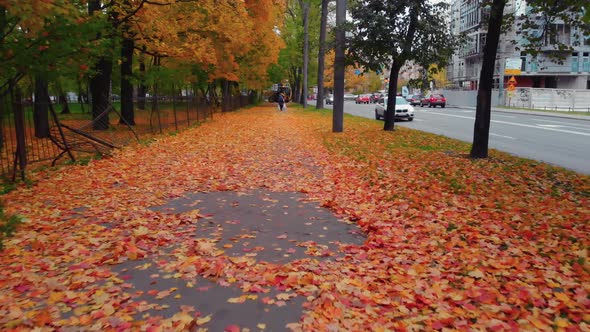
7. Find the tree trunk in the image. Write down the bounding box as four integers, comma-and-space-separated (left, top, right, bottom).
55, 80, 70, 114
33, 76, 50, 138
120, 35, 135, 125
89, 0, 111, 130
315, 0, 329, 110
333, 0, 346, 132
59, 93, 70, 114
138, 58, 147, 110
90, 57, 112, 130
384, 62, 401, 131
300, 0, 310, 108
290, 66, 302, 104
470, 0, 506, 158
76, 78, 86, 112
221, 79, 231, 112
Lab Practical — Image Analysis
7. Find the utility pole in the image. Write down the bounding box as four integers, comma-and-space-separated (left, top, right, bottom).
301, 1, 310, 108
333, 0, 346, 132
498, 57, 505, 106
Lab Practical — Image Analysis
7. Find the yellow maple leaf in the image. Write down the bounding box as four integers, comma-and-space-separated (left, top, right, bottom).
196, 314, 212, 325
468, 269, 485, 279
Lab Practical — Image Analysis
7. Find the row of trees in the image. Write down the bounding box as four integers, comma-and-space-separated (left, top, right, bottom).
3, 0, 588, 158
281, 0, 589, 157
1, 0, 285, 132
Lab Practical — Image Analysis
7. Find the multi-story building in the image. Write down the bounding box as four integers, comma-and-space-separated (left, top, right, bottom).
446, 0, 590, 90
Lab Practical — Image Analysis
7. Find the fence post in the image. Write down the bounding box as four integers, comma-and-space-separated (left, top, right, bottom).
12, 87, 26, 181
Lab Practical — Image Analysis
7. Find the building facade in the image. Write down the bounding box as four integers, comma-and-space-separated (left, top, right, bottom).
446, 0, 590, 90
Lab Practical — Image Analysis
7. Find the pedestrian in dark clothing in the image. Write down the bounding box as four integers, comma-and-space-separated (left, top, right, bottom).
277, 92, 285, 111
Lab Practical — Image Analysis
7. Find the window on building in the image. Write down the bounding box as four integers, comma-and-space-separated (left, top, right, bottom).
520, 52, 527, 71
545, 23, 571, 46
572, 52, 580, 72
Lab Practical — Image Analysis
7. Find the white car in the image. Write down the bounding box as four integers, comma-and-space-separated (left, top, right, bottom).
374, 96, 414, 121
343, 93, 357, 101
325, 94, 334, 105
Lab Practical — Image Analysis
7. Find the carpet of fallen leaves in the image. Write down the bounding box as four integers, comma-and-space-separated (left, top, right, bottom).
1, 105, 589, 331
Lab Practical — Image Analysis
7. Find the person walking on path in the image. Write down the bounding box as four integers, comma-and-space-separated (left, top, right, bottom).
277, 92, 286, 112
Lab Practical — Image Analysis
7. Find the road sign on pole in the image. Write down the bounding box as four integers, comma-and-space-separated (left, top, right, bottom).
508, 76, 517, 84
507, 75, 516, 92
505, 58, 522, 75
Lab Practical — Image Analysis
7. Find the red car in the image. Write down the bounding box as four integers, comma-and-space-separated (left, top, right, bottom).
420, 94, 446, 108
355, 94, 371, 104
405, 94, 424, 106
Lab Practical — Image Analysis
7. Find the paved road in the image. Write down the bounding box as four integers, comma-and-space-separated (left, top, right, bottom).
323, 101, 590, 175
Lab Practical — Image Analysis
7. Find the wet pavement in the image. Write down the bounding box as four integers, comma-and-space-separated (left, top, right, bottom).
109, 189, 365, 330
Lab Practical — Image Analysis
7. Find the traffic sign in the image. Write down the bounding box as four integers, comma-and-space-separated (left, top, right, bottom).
508, 76, 517, 84
505, 58, 522, 75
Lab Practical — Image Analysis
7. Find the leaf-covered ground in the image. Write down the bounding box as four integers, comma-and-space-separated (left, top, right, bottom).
1, 105, 589, 331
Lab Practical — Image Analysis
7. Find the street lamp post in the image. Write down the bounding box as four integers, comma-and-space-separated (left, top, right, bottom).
498, 56, 505, 106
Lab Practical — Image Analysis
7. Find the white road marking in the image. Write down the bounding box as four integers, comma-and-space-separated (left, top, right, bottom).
427, 111, 590, 137
537, 124, 566, 128
535, 118, 590, 129
490, 133, 516, 139
493, 114, 516, 119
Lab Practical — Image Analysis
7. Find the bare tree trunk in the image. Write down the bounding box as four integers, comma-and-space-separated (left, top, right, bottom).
89, 0, 111, 130
290, 66, 302, 104
59, 94, 70, 114
55, 80, 70, 114
138, 57, 147, 110
33, 76, 50, 138
316, 0, 329, 110
383, 0, 419, 131
471, 0, 506, 158
120, 34, 135, 125
384, 62, 401, 131
221, 79, 231, 112
90, 57, 112, 130
76, 78, 86, 112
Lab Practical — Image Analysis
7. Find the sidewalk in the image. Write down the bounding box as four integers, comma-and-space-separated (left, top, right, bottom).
452, 104, 590, 121
1, 105, 588, 331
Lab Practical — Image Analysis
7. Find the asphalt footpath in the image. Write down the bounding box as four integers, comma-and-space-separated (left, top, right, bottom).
108, 189, 365, 331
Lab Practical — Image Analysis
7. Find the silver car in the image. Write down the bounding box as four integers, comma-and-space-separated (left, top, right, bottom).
325, 94, 334, 105
374, 96, 415, 121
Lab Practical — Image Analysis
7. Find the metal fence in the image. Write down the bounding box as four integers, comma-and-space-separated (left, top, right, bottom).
0, 93, 254, 181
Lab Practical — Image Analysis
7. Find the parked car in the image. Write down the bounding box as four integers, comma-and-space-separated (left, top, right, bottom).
374, 96, 415, 121
355, 94, 371, 104
344, 93, 357, 101
406, 94, 423, 106
420, 94, 446, 108
325, 94, 334, 105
